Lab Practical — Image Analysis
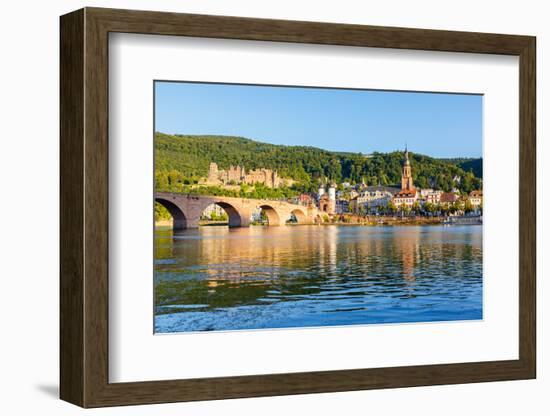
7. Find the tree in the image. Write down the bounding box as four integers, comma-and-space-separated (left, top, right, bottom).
154, 202, 172, 222
154, 133, 483, 195
453, 200, 465, 213
424, 202, 436, 216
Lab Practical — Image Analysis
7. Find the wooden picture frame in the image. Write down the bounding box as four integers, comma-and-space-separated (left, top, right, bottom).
60, 7, 536, 408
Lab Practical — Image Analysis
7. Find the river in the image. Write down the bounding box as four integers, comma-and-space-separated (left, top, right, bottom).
154, 224, 482, 333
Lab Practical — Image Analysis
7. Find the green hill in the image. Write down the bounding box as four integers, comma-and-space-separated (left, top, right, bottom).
458, 159, 483, 178
155, 132, 482, 193
439, 157, 483, 178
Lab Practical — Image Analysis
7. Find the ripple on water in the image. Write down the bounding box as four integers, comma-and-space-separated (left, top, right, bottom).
154, 225, 482, 332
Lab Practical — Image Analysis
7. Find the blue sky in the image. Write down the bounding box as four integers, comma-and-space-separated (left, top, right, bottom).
155, 81, 482, 158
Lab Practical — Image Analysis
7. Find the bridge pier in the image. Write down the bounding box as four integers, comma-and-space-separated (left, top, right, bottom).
173, 217, 188, 230
184, 219, 200, 229
239, 217, 251, 227
228, 216, 243, 227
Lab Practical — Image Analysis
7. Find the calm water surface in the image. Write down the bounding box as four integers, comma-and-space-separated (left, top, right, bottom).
154, 225, 482, 333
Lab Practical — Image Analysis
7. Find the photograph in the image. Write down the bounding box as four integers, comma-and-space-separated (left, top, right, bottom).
153, 81, 484, 334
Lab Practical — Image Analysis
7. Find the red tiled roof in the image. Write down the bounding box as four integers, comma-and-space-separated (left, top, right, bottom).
440, 192, 458, 203
395, 189, 417, 198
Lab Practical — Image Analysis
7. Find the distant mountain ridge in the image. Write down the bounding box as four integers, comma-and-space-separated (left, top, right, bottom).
155, 132, 482, 193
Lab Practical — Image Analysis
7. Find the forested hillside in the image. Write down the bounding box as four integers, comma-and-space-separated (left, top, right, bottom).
458, 159, 482, 178
439, 157, 483, 178
155, 133, 482, 193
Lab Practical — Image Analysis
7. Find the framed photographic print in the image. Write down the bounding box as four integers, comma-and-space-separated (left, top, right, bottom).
60, 7, 536, 408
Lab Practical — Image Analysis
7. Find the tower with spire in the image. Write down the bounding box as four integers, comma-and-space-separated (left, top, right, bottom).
401, 146, 415, 191
392, 145, 419, 209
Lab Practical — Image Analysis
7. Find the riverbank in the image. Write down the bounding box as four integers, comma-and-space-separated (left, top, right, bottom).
323, 214, 481, 226
155, 215, 481, 228
155, 219, 173, 227
155, 219, 229, 227
155, 218, 450, 227
331, 217, 445, 226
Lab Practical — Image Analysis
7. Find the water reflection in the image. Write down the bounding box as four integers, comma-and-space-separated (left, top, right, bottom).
155, 225, 482, 332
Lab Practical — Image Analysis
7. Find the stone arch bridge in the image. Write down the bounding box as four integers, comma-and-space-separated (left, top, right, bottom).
156, 192, 323, 229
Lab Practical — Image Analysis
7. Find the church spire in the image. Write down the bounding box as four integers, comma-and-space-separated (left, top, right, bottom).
401, 145, 414, 190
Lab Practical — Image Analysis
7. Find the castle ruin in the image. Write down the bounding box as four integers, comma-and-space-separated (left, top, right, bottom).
205, 162, 291, 188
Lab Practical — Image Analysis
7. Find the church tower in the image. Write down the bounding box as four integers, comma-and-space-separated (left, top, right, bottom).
401, 147, 415, 191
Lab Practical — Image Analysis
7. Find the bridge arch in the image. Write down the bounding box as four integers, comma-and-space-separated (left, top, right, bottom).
155, 197, 187, 230
214, 201, 243, 227
259, 204, 281, 226
290, 208, 307, 224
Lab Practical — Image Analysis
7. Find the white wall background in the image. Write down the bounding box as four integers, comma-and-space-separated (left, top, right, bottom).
0, 1, 546, 414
